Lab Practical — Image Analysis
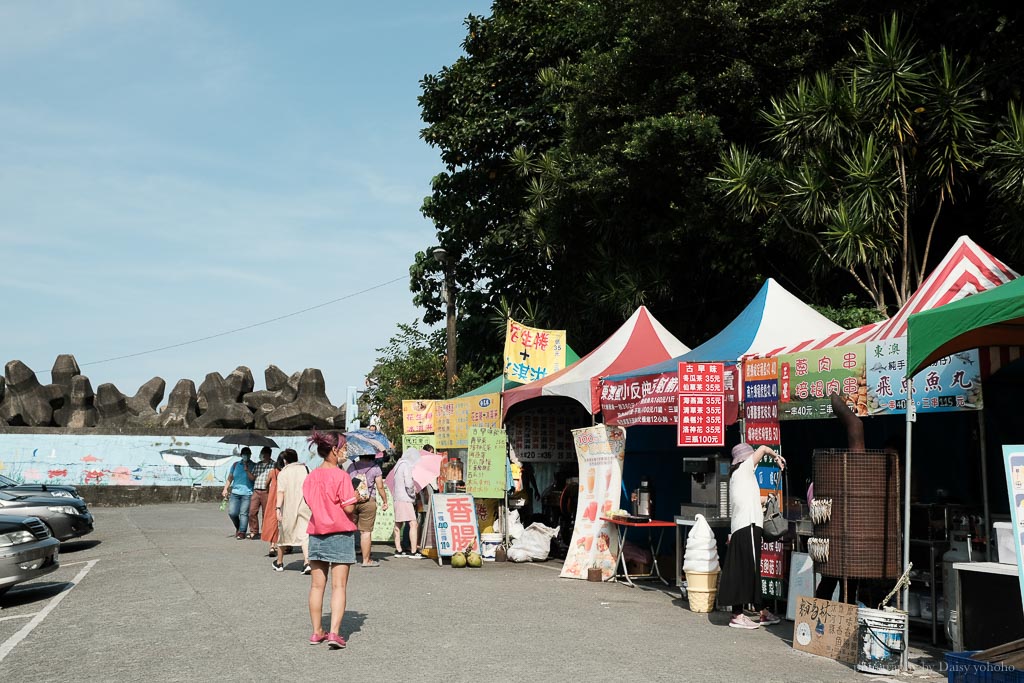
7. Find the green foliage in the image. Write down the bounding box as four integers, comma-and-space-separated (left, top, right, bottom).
812, 294, 887, 329
363, 322, 487, 439
713, 15, 994, 314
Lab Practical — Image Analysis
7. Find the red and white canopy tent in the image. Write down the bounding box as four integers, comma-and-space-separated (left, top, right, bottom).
763, 236, 1020, 369
501, 306, 690, 417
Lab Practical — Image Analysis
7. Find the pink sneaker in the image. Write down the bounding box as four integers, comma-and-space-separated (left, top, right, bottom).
309, 632, 328, 645
759, 610, 781, 626
327, 633, 347, 649
729, 614, 760, 630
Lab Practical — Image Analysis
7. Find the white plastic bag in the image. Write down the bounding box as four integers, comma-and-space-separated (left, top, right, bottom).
507, 522, 559, 562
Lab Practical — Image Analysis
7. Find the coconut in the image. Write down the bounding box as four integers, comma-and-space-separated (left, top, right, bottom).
467, 551, 482, 568
451, 551, 467, 568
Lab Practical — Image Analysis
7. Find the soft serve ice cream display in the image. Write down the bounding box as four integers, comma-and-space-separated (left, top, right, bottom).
682, 514, 721, 612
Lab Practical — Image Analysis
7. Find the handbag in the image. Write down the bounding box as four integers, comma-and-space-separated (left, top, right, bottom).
762, 492, 787, 541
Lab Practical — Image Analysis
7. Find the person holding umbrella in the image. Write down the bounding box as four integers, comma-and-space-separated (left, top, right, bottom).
222, 448, 255, 539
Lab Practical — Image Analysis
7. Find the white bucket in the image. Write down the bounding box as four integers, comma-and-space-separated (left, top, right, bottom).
480, 533, 502, 562
856, 607, 907, 675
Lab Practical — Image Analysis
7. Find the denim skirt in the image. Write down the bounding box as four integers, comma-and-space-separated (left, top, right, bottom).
308, 531, 356, 564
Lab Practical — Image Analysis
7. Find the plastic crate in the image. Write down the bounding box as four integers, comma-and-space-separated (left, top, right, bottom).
945, 651, 1023, 683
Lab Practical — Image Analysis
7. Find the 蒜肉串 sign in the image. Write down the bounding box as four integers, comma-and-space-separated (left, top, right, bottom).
743, 357, 780, 445
503, 319, 567, 384
434, 393, 501, 449
760, 538, 786, 599
865, 337, 982, 415
560, 425, 625, 580
431, 493, 481, 557
401, 399, 435, 434
778, 345, 866, 420
465, 427, 507, 499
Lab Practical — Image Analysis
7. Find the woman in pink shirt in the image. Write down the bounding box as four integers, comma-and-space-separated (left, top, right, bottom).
302, 430, 358, 650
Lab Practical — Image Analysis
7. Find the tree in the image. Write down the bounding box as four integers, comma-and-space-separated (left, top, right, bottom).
417, 0, 883, 361
363, 322, 487, 439
712, 16, 991, 314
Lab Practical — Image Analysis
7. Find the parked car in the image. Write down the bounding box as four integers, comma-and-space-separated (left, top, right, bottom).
0, 514, 60, 597
0, 490, 93, 541
0, 473, 80, 499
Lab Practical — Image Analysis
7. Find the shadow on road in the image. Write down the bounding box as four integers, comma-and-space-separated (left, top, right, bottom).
61, 539, 101, 553
320, 611, 367, 641
1, 581, 70, 608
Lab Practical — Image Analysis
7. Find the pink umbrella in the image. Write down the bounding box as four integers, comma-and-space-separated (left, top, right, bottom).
410, 452, 444, 491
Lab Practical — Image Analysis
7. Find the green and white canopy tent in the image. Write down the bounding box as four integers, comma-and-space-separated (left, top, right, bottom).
907, 277, 1024, 375
902, 273, 1024, 597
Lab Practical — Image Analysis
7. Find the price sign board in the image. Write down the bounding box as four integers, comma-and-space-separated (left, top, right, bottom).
431, 493, 481, 559
677, 362, 726, 447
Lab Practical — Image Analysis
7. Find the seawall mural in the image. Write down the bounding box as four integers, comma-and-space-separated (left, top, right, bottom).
0, 434, 315, 487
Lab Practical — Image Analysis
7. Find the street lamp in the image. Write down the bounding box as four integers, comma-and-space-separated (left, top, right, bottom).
433, 247, 457, 394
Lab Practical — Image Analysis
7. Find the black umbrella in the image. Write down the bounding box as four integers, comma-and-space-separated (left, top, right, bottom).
218, 433, 279, 449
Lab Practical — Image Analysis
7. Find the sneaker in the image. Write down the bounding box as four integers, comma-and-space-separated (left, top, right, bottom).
759, 610, 781, 626
272, 560, 284, 572
408, 552, 422, 559
302, 564, 312, 575
729, 614, 760, 630
393, 550, 408, 558
327, 633, 347, 650
309, 632, 328, 645
235, 532, 246, 540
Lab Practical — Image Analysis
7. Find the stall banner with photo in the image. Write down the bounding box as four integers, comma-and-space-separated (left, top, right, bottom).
434, 393, 501, 449
601, 366, 739, 428
503, 319, 567, 384
401, 400, 435, 434
778, 344, 867, 420
677, 362, 726, 447
743, 357, 780, 445
465, 427, 507, 499
866, 337, 983, 415
431, 493, 481, 556
506, 403, 585, 462
1002, 445, 1024, 615
792, 597, 859, 664
560, 424, 626, 580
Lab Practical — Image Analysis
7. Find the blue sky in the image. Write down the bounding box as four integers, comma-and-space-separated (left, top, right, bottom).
0, 1, 490, 406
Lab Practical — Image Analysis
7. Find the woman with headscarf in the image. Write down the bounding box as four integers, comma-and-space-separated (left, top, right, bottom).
718, 442, 786, 630
274, 449, 310, 572
302, 431, 358, 649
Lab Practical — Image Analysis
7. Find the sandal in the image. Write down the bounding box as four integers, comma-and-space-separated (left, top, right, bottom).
361, 560, 381, 568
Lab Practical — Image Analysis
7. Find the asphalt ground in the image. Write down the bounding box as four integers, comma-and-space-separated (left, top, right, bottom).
0, 504, 947, 682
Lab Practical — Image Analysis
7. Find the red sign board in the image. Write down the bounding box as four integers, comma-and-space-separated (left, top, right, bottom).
676, 362, 726, 447
678, 362, 725, 393
677, 393, 726, 446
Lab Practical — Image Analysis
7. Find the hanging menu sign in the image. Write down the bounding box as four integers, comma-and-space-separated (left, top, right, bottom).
677, 362, 725, 447
743, 357, 780, 445
465, 427, 507, 499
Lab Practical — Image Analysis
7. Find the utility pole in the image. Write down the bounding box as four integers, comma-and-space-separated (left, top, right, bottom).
433, 247, 457, 395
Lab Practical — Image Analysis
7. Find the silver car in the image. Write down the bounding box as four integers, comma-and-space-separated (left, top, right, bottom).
0, 490, 94, 541
0, 514, 60, 597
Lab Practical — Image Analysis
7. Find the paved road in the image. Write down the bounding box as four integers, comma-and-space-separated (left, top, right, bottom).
0, 504, 944, 682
